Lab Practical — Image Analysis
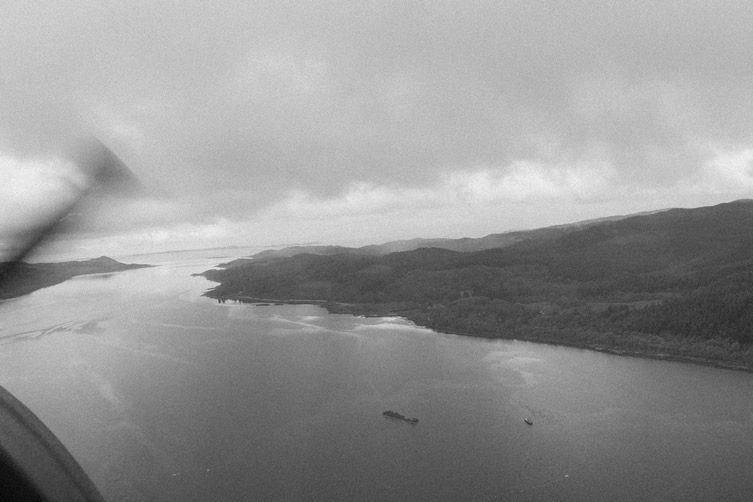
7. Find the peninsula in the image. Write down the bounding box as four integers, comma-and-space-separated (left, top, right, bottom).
0, 256, 151, 299
201, 200, 753, 372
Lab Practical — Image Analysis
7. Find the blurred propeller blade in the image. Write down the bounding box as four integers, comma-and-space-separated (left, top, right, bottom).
0, 138, 142, 278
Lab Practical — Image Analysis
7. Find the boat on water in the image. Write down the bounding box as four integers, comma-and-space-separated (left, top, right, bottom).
382, 410, 419, 424
524, 418, 533, 426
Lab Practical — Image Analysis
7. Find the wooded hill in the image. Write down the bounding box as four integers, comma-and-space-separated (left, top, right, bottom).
203, 200, 753, 369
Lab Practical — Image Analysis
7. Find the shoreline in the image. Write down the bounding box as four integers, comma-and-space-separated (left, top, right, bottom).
207, 292, 753, 373
437, 329, 753, 374
214, 295, 328, 305
1, 259, 151, 300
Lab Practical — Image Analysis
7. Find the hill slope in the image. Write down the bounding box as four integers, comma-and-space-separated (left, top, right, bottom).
249, 211, 662, 260
203, 200, 753, 370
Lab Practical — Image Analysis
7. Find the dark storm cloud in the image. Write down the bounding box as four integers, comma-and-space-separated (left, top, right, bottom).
1, 0, 752, 225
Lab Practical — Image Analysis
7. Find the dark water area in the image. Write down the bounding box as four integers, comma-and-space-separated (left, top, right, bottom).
0, 250, 752, 501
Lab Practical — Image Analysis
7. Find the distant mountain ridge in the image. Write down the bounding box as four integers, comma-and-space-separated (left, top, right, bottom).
250, 209, 669, 260
203, 199, 753, 371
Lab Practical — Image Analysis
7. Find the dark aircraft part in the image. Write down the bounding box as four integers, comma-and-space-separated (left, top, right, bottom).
0, 384, 104, 501
0, 139, 140, 501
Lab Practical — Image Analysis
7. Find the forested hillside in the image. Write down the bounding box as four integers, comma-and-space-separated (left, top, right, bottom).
203, 200, 753, 369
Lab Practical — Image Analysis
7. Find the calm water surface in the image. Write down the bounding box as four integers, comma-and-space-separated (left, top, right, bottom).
0, 250, 752, 501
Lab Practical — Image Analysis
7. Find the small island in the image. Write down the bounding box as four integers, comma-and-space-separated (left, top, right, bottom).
383, 410, 419, 424
0, 256, 151, 299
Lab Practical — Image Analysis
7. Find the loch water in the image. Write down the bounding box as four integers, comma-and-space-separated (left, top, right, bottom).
0, 250, 752, 501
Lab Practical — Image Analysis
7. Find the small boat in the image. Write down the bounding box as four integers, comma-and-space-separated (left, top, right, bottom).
383, 410, 419, 424
524, 418, 533, 426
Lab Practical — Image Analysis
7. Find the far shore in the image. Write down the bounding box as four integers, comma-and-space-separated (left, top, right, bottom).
214, 295, 327, 305
1, 258, 151, 300
207, 292, 753, 373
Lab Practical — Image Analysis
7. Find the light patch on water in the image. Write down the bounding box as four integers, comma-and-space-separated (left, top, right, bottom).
268, 314, 365, 339
244, 325, 328, 338
484, 348, 543, 367
226, 305, 260, 320
484, 350, 544, 387
373, 316, 403, 322
133, 320, 222, 332
353, 321, 427, 332
271, 314, 327, 331
507, 356, 544, 366
484, 350, 543, 368
223, 305, 368, 338
70, 358, 127, 414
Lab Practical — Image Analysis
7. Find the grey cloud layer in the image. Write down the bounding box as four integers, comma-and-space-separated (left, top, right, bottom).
2, 0, 752, 223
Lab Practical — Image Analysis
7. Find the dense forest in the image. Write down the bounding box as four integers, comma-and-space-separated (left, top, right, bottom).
203, 200, 753, 370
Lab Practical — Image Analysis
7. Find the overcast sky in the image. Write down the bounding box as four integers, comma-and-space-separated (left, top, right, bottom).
2, 0, 753, 259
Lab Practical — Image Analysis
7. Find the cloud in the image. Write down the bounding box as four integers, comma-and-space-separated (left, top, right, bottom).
1, 1, 753, 255
268, 160, 614, 220
683, 147, 753, 193
0, 155, 82, 223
